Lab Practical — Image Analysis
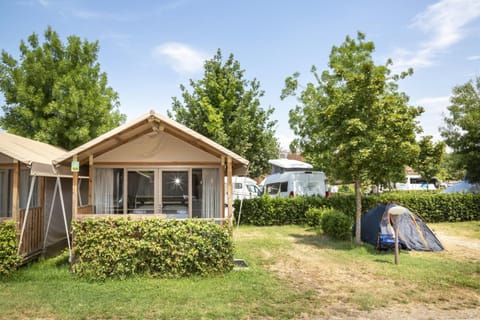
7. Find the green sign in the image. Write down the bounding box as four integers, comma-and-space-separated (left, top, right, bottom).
71, 161, 80, 172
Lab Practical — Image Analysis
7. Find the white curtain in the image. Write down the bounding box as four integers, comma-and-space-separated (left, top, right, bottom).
202, 168, 220, 218
94, 168, 114, 214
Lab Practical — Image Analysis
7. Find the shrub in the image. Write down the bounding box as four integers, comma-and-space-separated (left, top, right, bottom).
320, 209, 352, 240
72, 218, 234, 281
0, 221, 21, 276
234, 192, 480, 226
305, 208, 323, 227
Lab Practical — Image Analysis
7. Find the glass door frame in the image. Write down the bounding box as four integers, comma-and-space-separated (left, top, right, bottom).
159, 168, 191, 218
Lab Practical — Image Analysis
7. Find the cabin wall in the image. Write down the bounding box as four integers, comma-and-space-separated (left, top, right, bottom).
95, 132, 219, 163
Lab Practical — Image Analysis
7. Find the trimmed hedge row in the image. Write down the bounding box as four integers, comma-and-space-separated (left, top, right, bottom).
0, 221, 20, 276
234, 192, 480, 226
72, 218, 234, 281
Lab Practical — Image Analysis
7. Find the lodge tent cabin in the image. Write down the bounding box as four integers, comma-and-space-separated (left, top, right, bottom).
0, 132, 72, 260
52, 110, 249, 222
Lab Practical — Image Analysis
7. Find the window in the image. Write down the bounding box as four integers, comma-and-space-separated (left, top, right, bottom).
128, 170, 155, 214
162, 171, 188, 218
234, 182, 243, 190
94, 168, 123, 214
267, 183, 280, 195
94, 167, 221, 218
0, 169, 12, 217
19, 169, 39, 209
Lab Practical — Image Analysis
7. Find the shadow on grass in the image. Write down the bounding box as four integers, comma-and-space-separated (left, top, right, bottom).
288, 230, 379, 255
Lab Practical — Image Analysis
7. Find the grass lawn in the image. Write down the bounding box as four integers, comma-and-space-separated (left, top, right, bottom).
1, 222, 479, 319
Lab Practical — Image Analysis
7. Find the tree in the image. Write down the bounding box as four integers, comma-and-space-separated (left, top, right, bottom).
414, 136, 445, 189
441, 77, 480, 182
282, 32, 423, 244
437, 153, 465, 182
0, 26, 125, 150
169, 49, 279, 177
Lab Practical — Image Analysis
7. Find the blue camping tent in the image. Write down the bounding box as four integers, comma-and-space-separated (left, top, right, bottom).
360, 203, 444, 251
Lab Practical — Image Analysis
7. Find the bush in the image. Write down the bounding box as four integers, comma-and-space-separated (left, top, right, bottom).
320, 209, 352, 240
0, 221, 21, 276
305, 208, 323, 227
72, 218, 234, 281
234, 192, 480, 226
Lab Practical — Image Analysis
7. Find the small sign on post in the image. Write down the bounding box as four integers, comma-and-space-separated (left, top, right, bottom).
71, 160, 80, 172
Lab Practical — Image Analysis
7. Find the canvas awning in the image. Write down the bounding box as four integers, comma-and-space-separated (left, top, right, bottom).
0, 132, 71, 177
53, 110, 249, 174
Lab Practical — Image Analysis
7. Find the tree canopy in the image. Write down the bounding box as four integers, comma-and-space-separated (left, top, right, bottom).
0, 26, 125, 150
414, 135, 445, 188
282, 32, 423, 243
441, 77, 480, 182
169, 49, 279, 177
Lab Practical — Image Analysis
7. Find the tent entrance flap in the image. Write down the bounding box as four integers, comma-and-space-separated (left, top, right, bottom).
43, 176, 72, 262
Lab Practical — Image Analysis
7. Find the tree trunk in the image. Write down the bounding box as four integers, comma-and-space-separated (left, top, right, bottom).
355, 180, 362, 245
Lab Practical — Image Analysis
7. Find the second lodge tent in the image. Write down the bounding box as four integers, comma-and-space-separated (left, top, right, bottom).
0, 132, 72, 260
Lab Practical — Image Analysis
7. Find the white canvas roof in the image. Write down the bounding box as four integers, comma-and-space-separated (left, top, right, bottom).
268, 159, 313, 170
0, 132, 70, 177
53, 110, 249, 174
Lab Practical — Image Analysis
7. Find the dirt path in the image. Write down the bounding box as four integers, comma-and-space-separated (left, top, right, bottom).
265, 230, 480, 319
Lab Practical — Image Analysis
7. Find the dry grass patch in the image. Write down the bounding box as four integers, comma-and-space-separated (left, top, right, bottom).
234, 224, 480, 319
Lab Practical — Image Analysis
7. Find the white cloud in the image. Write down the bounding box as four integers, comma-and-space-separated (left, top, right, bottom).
152, 42, 208, 74
392, 0, 480, 70
415, 95, 451, 141
467, 55, 480, 61
276, 132, 294, 152
416, 96, 451, 111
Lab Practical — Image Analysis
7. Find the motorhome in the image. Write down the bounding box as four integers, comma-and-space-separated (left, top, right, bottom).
224, 176, 261, 203
262, 159, 327, 198
395, 175, 440, 191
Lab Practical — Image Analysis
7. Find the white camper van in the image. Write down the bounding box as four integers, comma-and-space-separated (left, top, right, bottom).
263, 171, 327, 197
224, 176, 261, 203
262, 159, 327, 198
395, 175, 440, 191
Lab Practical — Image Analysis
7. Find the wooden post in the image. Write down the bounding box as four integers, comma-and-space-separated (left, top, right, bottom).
220, 156, 225, 218
227, 157, 233, 225
88, 155, 94, 209
394, 215, 400, 265
12, 161, 20, 228
72, 155, 78, 221
389, 206, 404, 265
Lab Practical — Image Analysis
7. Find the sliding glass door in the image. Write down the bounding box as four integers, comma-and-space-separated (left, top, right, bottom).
161, 170, 188, 218
127, 170, 155, 214
94, 167, 221, 218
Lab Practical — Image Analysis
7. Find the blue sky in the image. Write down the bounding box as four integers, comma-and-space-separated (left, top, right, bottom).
1, 0, 480, 150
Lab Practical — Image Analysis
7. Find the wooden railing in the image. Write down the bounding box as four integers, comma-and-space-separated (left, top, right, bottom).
18, 207, 44, 258
78, 205, 95, 215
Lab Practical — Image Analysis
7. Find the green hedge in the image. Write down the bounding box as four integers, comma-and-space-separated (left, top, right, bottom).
0, 221, 20, 276
320, 208, 352, 240
234, 192, 480, 225
72, 218, 234, 281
